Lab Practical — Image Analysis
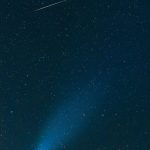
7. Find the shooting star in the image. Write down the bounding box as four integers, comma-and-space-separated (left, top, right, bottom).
34, 0, 67, 12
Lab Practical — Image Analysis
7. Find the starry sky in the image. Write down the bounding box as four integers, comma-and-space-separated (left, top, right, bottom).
0, 0, 150, 150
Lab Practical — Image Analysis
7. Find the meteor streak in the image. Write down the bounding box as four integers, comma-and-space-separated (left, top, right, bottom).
34, 0, 67, 11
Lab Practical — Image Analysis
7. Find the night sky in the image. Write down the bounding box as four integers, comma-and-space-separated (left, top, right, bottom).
0, 0, 150, 150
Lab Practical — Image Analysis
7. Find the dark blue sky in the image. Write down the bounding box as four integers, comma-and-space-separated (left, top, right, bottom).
0, 0, 150, 150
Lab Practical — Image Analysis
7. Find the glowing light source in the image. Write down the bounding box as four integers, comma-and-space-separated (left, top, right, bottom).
36, 82, 102, 150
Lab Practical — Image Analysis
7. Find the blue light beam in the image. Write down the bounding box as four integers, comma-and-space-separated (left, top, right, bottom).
36, 83, 102, 150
